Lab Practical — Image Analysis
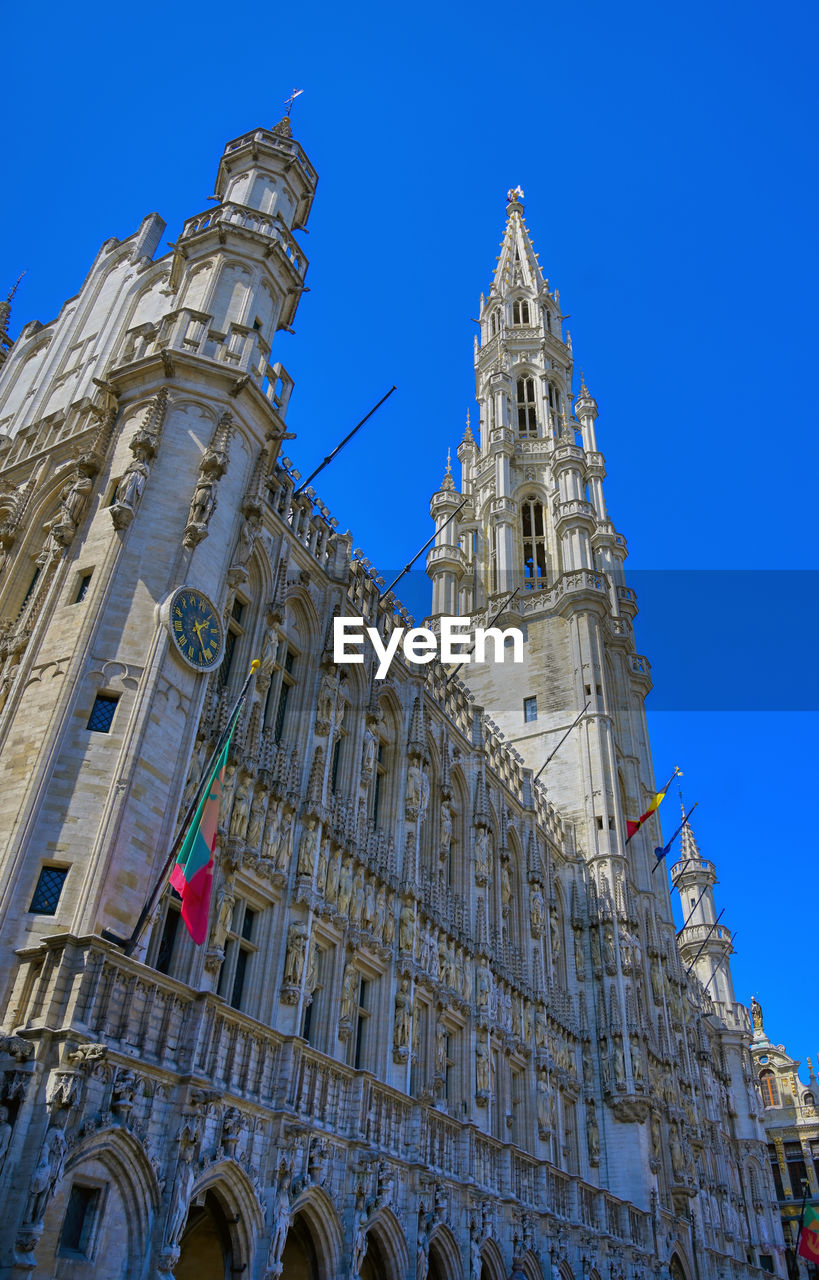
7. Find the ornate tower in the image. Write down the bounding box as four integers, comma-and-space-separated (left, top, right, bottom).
0, 117, 316, 953
426, 189, 765, 1214
671, 813, 738, 1013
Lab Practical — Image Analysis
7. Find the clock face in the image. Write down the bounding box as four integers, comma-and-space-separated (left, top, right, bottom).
169, 587, 224, 671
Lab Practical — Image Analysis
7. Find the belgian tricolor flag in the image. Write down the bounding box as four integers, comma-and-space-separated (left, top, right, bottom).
625, 767, 681, 844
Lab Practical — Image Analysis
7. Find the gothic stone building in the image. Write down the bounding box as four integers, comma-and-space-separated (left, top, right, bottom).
747, 1001, 819, 1276
0, 119, 785, 1280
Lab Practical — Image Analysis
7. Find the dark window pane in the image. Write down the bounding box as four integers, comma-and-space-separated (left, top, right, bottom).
75, 572, 93, 603
60, 1184, 99, 1254
30, 866, 68, 915
155, 907, 180, 975
218, 630, 237, 690
87, 694, 119, 733
241, 908, 256, 942
231, 947, 248, 1008
331, 736, 342, 792
524, 696, 538, 723
274, 680, 290, 742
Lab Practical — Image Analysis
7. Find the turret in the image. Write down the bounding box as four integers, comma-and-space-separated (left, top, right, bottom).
671, 812, 737, 1010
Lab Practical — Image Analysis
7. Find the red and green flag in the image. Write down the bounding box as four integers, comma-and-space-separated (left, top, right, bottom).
169, 735, 232, 944
798, 1204, 819, 1263
626, 766, 681, 843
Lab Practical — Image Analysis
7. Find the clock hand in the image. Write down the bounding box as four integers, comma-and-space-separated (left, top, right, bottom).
192, 620, 205, 645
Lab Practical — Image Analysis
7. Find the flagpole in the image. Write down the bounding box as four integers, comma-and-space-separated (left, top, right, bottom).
533, 702, 591, 783
293, 387, 397, 495
378, 500, 466, 599
444, 587, 520, 683
684, 908, 725, 976
651, 801, 699, 874
122, 659, 260, 958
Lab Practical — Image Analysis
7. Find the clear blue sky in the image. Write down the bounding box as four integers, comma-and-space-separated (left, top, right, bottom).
3, 1, 817, 1065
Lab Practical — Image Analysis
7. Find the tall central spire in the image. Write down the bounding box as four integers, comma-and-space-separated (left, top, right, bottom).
490, 187, 546, 298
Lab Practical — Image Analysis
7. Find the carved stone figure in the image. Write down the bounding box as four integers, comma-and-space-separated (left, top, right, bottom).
229, 775, 251, 840
416, 1211, 430, 1280
341, 963, 359, 1022
0, 1105, 11, 1175
750, 996, 763, 1030
612, 1040, 626, 1089
476, 1037, 490, 1093
375, 884, 387, 937
470, 1233, 482, 1280
435, 1019, 448, 1077
394, 979, 412, 1055
316, 671, 336, 731
362, 724, 377, 781
297, 822, 318, 878
112, 457, 150, 522
474, 828, 489, 882
246, 788, 267, 850
476, 962, 491, 1011
283, 922, 307, 986
530, 884, 545, 934
535, 1005, 548, 1050
631, 1036, 644, 1085
603, 927, 616, 975
187, 475, 216, 529
351, 866, 365, 926
218, 765, 237, 828
405, 763, 422, 818
337, 858, 353, 917
166, 1152, 195, 1247
363, 875, 376, 931
274, 809, 293, 871
26, 1121, 67, 1223
500, 860, 512, 914
583, 1041, 594, 1089
670, 1125, 685, 1179
439, 800, 452, 859
233, 513, 260, 569
267, 1164, 292, 1276
587, 1103, 600, 1165
211, 884, 235, 953
382, 895, 395, 947
350, 1196, 369, 1279
399, 900, 415, 952
550, 909, 562, 963
651, 1111, 662, 1160
574, 929, 586, 979
326, 848, 341, 904
537, 1070, 550, 1133
316, 838, 329, 895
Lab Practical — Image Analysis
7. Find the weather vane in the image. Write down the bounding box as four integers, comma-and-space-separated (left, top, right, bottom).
284, 87, 304, 117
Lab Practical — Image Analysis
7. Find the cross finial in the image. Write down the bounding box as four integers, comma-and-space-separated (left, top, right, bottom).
284, 87, 304, 117
466, 409, 470, 429
445, 448, 452, 477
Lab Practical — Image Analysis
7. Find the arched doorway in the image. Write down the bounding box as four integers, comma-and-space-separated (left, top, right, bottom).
360, 1229, 392, 1280
669, 1254, 689, 1280
281, 1209, 322, 1279
175, 1190, 233, 1280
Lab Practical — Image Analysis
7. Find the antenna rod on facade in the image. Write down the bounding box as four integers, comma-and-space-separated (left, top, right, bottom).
121, 661, 261, 958
293, 386, 397, 495
379, 500, 466, 599
699, 938, 735, 998
533, 703, 591, 782
677, 880, 710, 934
444, 587, 520, 683
685, 908, 725, 976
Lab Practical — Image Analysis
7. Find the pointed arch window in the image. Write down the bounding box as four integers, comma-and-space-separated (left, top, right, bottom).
512, 299, 530, 326
516, 377, 537, 437
759, 1070, 780, 1108
489, 310, 499, 337
521, 496, 547, 589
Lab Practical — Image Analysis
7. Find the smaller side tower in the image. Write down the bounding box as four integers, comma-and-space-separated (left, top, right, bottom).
671, 813, 738, 1013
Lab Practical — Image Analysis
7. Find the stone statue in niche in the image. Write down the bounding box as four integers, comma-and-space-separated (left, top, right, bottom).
474, 828, 489, 884
229, 775, 251, 840
337, 858, 353, 917
536, 1070, 550, 1134
586, 1103, 600, 1166
297, 821, 318, 878
111, 456, 151, 528
340, 962, 359, 1024
529, 883, 545, 935
326, 847, 341, 904
211, 882, 235, 953
439, 800, 453, 860
393, 978, 411, 1057
274, 809, 293, 871
282, 922, 307, 989
0, 1105, 12, 1175
246, 787, 267, 850
26, 1121, 67, 1224
399, 900, 415, 953
476, 1036, 490, 1094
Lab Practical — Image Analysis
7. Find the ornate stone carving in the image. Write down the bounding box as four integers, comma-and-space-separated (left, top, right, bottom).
183, 411, 232, 548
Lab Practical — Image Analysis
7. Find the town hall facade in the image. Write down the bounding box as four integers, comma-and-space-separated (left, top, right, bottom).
0, 118, 784, 1279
